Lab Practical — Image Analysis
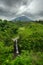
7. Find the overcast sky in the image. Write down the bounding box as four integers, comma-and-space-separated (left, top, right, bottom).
0, 0, 43, 20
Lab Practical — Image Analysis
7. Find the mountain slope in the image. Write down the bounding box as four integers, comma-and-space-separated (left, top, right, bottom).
12, 16, 32, 22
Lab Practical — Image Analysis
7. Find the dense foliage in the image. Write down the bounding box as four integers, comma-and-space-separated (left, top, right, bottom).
0, 20, 43, 65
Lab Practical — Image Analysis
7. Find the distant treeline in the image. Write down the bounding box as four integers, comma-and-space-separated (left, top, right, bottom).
35, 20, 43, 24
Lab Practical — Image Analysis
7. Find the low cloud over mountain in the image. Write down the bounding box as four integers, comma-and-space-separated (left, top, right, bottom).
12, 15, 32, 21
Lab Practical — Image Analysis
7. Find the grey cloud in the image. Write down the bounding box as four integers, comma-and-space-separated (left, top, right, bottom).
0, 0, 43, 20
0, 0, 30, 7
35, 11, 43, 17
0, 0, 32, 20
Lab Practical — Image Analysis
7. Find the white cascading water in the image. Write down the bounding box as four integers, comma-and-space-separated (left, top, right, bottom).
16, 40, 19, 54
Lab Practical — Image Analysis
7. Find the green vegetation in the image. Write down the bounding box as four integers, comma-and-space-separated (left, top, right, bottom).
0, 20, 43, 65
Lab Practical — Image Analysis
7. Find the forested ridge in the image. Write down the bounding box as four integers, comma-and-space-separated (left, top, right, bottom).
0, 20, 43, 65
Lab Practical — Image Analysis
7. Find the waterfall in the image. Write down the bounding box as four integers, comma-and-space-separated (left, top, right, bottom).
15, 40, 19, 54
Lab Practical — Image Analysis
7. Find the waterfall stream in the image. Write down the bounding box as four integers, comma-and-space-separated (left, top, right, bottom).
15, 40, 19, 54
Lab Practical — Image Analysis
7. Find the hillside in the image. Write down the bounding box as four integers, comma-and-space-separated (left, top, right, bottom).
0, 20, 43, 65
